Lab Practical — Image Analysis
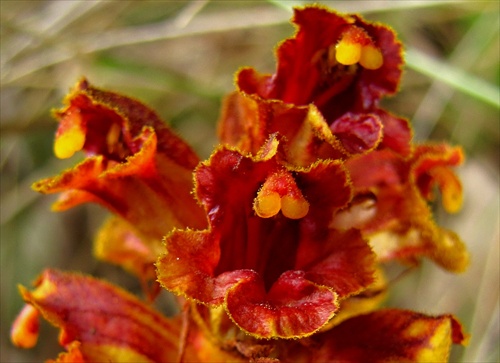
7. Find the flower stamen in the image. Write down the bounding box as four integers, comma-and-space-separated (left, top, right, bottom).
54, 113, 86, 159
281, 194, 309, 219
253, 171, 309, 219
335, 26, 383, 70
254, 190, 281, 218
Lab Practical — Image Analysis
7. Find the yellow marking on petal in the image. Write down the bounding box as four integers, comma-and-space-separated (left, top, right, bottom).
54, 126, 86, 159
360, 44, 384, 70
442, 186, 462, 214
30, 278, 57, 301
428, 166, 463, 213
254, 191, 281, 218
281, 195, 309, 219
336, 39, 362, 65
413, 319, 452, 362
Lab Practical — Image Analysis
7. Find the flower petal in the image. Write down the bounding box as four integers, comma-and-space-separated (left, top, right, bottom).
33, 79, 206, 271
312, 309, 468, 362
220, 6, 410, 160
218, 90, 344, 165
267, 6, 403, 109
336, 147, 469, 272
329, 112, 383, 154
158, 143, 376, 338
93, 216, 161, 299
13, 269, 182, 362
225, 270, 338, 338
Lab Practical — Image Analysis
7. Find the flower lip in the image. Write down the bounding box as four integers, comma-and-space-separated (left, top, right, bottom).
157, 141, 376, 338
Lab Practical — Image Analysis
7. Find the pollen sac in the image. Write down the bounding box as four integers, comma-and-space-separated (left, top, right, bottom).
253, 171, 310, 219
53, 113, 86, 159
254, 190, 281, 218
335, 26, 383, 70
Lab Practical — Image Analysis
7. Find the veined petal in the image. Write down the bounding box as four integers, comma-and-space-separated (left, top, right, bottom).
311, 309, 468, 362
225, 271, 338, 339
12, 269, 242, 362
12, 269, 182, 362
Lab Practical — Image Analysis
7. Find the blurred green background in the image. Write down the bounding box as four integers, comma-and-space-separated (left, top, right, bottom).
1, 1, 498, 362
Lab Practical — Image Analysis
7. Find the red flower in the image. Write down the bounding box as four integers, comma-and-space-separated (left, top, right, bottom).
331, 144, 468, 272
11, 269, 244, 362
32, 79, 206, 293
157, 137, 376, 338
11, 4, 470, 362
219, 6, 411, 157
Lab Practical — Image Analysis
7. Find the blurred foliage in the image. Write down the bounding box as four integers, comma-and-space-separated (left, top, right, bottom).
1, 1, 498, 362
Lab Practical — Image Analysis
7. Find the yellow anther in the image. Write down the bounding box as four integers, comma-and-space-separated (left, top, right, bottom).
360, 44, 384, 70
254, 191, 281, 218
54, 125, 86, 159
335, 39, 362, 66
281, 195, 309, 220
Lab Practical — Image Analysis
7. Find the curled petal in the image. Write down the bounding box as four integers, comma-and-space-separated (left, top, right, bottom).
220, 6, 409, 161
274, 6, 402, 109
225, 271, 338, 339
35, 79, 205, 235
218, 90, 344, 165
236, 6, 402, 117
33, 80, 206, 283
330, 112, 382, 154
341, 148, 469, 272
412, 144, 465, 213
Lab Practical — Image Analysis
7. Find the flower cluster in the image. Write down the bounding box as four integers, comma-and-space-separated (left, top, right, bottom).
11, 5, 469, 362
